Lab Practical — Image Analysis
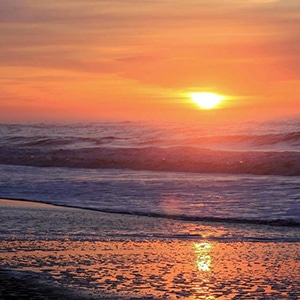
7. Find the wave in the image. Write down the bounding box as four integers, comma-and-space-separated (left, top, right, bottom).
0, 145, 299, 176
237, 132, 300, 149
144, 132, 300, 154
1, 121, 300, 152
3, 197, 299, 227
189, 132, 300, 149
74, 207, 300, 227
1, 136, 131, 148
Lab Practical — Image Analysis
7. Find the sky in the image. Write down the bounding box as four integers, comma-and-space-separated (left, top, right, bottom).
0, 0, 299, 123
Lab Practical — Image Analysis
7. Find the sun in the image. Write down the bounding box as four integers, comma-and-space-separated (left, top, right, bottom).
189, 92, 225, 109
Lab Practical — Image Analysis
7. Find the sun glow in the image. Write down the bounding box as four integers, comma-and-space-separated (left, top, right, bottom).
190, 92, 225, 109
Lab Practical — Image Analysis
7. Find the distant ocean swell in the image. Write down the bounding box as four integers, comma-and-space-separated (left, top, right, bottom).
0, 145, 299, 176
2, 131, 300, 150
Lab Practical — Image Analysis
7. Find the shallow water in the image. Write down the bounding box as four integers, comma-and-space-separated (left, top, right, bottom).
0, 165, 299, 230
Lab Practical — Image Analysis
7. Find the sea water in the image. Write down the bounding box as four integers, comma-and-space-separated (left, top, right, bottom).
0, 118, 299, 242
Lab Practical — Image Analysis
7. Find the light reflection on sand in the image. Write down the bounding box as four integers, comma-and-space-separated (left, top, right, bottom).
1, 239, 299, 299
1, 199, 299, 299
193, 242, 212, 272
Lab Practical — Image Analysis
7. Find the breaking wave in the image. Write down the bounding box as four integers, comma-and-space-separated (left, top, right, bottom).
0, 145, 299, 176
0, 120, 299, 176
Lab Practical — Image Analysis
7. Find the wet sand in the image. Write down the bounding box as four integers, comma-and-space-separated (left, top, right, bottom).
0, 199, 299, 299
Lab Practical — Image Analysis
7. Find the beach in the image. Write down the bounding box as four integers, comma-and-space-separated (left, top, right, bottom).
0, 199, 299, 299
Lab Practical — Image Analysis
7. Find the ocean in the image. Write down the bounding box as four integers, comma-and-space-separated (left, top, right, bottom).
1, 118, 300, 299
0, 118, 299, 241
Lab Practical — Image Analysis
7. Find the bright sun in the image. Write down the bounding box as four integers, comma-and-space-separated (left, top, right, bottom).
190, 92, 225, 109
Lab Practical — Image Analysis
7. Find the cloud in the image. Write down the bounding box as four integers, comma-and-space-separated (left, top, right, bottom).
0, 0, 299, 84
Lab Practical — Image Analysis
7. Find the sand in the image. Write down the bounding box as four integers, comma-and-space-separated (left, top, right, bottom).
0, 199, 299, 299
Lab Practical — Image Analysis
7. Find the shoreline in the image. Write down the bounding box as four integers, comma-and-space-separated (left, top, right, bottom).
1, 198, 300, 299
1, 197, 298, 228
0, 198, 57, 208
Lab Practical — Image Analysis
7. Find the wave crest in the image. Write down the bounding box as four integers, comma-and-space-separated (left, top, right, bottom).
0, 146, 299, 176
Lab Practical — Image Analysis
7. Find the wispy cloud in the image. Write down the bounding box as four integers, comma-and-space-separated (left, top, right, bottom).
0, 0, 299, 121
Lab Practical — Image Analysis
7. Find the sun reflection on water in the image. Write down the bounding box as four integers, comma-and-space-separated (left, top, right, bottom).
194, 242, 213, 272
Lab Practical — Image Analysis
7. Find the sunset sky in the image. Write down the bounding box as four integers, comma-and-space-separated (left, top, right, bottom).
0, 0, 299, 123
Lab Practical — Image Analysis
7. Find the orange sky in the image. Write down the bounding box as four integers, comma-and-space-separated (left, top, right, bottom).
0, 0, 299, 123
